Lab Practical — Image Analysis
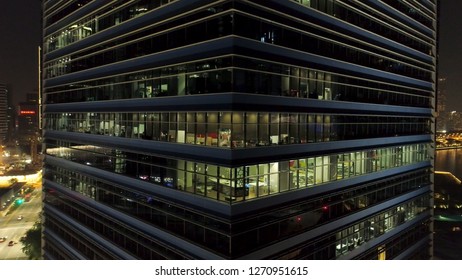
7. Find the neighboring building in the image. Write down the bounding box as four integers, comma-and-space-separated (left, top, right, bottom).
6, 103, 15, 145
26, 92, 39, 104
16, 101, 39, 141
0, 83, 17, 145
448, 111, 462, 132
16, 101, 40, 164
437, 78, 447, 114
42, 0, 437, 259
436, 77, 448, 132
0, 84, 8, 144
14, 91, 41, 164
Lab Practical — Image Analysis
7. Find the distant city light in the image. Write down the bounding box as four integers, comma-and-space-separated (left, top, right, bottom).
19, 110, 36, 115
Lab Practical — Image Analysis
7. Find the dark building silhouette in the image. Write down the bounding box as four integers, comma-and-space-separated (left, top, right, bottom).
0, 83, 8, 144
17, 102, 39, 139
42, 0, 437, 259
436, 77, 448, 132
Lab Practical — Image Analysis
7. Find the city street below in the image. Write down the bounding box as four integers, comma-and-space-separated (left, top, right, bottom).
0, 177, 41, 260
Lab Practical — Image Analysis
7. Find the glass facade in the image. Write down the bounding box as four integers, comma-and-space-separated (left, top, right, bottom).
276, 196, 431, 260
42, 0, 436, 259
45, 111, 431, 147
43, 5, 433, 81
45, 140, 430, 202
45, 56, 432, 107
44, 1, 179, 52
44, 163, 431, 258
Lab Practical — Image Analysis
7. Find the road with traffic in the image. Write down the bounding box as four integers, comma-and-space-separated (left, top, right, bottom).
0, 182, 42, 260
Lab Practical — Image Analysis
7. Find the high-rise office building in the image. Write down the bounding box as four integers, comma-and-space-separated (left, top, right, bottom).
436, 77, 447, 132
0, 83, 8, 144
17, 101, 39, 139
42, 0, 437, 259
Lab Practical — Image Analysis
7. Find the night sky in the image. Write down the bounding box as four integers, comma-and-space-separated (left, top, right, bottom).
0, 1, 460, 109
438, 0, 462, 111
0, 0, 41, 105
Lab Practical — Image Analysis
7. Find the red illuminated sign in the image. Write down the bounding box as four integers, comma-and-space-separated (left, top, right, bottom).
20, 110, 36, 115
